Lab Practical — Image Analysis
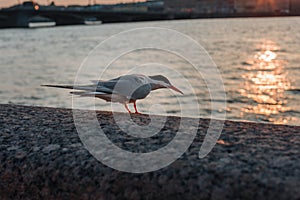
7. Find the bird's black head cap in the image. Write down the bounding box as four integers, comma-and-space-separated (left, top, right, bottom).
149, 75, 171, 85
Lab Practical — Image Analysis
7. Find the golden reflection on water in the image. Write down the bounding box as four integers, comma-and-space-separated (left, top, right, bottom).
240, 41, 291, 124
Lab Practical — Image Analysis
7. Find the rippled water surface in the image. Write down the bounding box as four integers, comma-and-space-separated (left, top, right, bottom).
0, 17, 299, 125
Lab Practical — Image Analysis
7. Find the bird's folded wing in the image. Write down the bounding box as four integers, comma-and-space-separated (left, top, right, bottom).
97, 79, 150, 98
72, 85, 113, 94
56, 76, 149, 98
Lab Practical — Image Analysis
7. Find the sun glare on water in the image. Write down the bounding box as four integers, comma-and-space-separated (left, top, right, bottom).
240, 40, 293, 124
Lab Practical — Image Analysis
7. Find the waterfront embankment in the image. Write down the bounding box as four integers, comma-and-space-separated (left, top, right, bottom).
0, 104, 299, 199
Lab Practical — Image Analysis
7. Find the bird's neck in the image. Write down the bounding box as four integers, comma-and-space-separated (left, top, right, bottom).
150, 83, 164, 91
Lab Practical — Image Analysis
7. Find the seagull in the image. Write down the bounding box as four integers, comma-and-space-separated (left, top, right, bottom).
42, 74, 183, 114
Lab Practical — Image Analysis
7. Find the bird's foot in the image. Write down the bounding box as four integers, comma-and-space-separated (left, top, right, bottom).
124, 104, 132, 114
133, 101, 141, 114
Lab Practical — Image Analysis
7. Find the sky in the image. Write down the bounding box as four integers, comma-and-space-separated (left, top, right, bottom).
0, 0, 144, 8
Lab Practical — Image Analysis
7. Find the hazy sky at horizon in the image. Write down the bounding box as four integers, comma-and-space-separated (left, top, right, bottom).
0, 0, 144, 8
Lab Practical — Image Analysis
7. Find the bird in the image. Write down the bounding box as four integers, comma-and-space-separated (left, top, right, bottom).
41, 74, 183, 114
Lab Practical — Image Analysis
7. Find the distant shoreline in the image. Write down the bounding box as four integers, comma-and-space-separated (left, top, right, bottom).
0, 8, 299, 29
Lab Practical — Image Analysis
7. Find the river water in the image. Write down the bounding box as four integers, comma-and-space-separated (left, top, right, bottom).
1, 17, 299, 125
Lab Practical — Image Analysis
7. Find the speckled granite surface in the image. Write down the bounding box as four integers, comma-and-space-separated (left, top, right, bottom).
0, 104, 299, 200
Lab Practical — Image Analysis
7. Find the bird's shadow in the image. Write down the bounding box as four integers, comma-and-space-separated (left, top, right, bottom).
97, 112, 180, 153
129, 113, 151, 126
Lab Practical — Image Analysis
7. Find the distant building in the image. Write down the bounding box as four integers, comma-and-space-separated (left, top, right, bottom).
164, 0, 197, 12
112, 2, 148, 12
112, 0, 164, 13
164, 0, 234, 14
164, 0, 291, 14
207, 0, 236, 13
234, 0, 290, 13
290, 0, 300, 14
252, 0, 289, 13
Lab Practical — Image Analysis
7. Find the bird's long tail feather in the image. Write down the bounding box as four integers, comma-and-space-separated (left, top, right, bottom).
41, 84, 98, 91
41, 84, 115, 95
41, 84, 74, 90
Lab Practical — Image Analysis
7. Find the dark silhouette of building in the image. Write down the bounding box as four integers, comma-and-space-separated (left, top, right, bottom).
164, 0, 235, 14
164, 0, 293, 14
290, 0, 300, 14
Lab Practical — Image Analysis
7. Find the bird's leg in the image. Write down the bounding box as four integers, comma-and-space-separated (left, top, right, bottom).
124, 103, 132, 114
133, 101, 141, 114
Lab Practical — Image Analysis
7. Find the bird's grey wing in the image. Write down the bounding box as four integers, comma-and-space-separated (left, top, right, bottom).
95, 75, 126, 87
92, 74, 143, 90
102, 78, 151, 100
88, 77, 122, 93
90, 75, 152, 99
72, 85, 114, 94
90, 76, 121, 85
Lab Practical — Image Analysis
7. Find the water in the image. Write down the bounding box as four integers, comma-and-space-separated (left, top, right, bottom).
0, 17, 299, 126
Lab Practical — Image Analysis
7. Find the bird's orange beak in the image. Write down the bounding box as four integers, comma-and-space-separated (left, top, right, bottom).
169, 85, 184, 94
